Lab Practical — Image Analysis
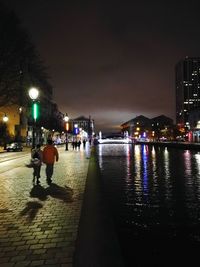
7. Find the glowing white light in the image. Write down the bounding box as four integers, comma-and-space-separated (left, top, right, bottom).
3, 114, 8, 122
28, 87, 39, 100
98, 138, 131, 144
64, 113, 69, 122
99, 131, 102, 140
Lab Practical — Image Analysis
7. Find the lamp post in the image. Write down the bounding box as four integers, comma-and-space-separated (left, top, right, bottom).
64, 113, 69, 151
0, 113, 9, 150
28, 87, 39, 148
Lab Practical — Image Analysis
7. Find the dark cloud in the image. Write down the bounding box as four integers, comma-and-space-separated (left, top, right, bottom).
2, 0, 200, 132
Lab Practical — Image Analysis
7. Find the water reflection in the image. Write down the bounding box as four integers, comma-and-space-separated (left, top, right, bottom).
194, 152, 200, 176
96, 144, 200, 213
194, 153, 200, 200
184, 150, 192, 176
96, 144, 200, 266
134, 145, 142, 200
141, 145, 148, 198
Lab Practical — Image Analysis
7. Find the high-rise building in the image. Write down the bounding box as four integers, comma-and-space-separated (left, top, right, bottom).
176, 57, 200, 128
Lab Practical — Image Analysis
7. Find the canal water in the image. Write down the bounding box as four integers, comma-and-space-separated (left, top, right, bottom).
96, 144, 200, 267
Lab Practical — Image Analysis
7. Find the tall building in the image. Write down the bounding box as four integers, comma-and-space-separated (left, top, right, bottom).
176, 57, 200, 128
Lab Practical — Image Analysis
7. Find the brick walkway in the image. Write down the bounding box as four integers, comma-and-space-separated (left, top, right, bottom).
0, 146, 90, 267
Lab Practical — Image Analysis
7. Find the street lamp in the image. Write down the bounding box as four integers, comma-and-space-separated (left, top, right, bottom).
64, 113, 69, 151
0, 113, 9, 150
29, 87, 39, 100
28, 87, 39, 147
2, 114, 8, 122
64, 113, 69, 125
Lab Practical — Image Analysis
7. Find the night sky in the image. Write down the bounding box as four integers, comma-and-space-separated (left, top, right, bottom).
2, 0, 200, 133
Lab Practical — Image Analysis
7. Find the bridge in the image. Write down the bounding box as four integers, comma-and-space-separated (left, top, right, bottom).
98, 134, 132, 144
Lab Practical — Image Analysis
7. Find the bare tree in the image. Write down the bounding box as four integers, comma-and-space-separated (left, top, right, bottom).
0, 2, 51, 107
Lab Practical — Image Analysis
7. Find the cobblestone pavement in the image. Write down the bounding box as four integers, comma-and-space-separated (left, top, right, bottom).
0, 146, 90, 267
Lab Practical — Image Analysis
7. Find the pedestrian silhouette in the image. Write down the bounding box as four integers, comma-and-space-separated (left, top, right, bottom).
65, 137, 69, 151
31, 144, 43, 185
77, 140, 81, 149
72, 140, 75, 150
83, 139, 86, 149
74, 140, 78, 150
42, 139, 59, 185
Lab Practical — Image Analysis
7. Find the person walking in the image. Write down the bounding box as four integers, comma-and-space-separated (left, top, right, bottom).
83, 139, 86, 149
65, 137, 69, 151
77, 140, 81, 150
42, 139, 59, 185
72, 140, 75, 150
31, 144, 43, 184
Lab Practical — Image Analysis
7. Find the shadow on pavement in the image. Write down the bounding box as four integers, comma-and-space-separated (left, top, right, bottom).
20, 201, 43, 222
20, 183, 74, 221
29, 183, 73, 203
45, 183, 74, 203
30, 184, 48, 201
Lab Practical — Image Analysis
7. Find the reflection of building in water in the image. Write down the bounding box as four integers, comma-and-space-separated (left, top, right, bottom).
134, 145, 142, 194
163, 147, 170, 195
194, 153, 200, 176
141, 145, 148, 196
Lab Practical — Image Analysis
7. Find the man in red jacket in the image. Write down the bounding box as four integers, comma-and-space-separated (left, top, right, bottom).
43, 139, 59, 184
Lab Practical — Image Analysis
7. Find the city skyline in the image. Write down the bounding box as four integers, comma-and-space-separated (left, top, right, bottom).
2, 0, 200, 132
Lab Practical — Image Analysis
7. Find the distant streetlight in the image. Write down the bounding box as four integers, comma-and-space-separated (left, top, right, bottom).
17, 106, 24, 142
0, 112, 9, 123
28, 87, 39, 147
2, 114, 8, 122
64, 113, 69, 124
74, 123, 78, 135
64, 113, 69, 151
0, 112, 9, 150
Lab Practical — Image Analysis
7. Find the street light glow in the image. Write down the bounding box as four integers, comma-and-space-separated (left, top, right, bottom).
64, 113, 69, 122
29, 87, 39, 100
2, 114, 8, 122
28, 87, 39, 147
63, 112, 70, 132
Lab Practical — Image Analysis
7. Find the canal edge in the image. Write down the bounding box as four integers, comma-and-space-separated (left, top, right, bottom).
73, 146, 124, 267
